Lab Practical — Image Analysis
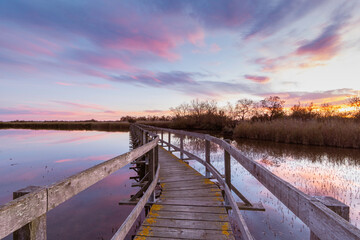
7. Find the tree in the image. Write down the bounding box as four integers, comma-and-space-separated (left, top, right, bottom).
235, 98, 254, 120
348, 96, 360, 118
260, 96, 285, 120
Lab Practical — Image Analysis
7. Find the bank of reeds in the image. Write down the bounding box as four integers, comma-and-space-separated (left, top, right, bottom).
0, 121, 171, 131
234, 119, 360, 149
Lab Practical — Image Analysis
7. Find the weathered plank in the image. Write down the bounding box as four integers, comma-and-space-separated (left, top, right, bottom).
135, 226, 234, 240
142, 218, 232, 231
151, 204, 227, 214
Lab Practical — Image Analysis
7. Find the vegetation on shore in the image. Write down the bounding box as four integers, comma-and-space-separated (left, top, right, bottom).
170, 96, 360, 148
234, 118, 360, 148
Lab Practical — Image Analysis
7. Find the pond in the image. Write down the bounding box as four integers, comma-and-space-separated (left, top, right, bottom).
1, 129, 359, 240
0, 129, 142, 240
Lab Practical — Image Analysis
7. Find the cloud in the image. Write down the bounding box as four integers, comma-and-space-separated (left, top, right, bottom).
150, 0, 326, 38
295, 4, 352, 61
244, 75, 270, 84
296, 25, 341, 61
263, 88, 356, 105
108, 70, 259, 97
0, 1, 204, 63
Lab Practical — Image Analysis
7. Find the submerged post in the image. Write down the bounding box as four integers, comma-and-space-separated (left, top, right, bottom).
161, 130, 164, 146
205, 140, 210, 178
13, 186, 46, 240
168, 132, 171, 151
224, 139, 231, 188
180, 136, 184, 160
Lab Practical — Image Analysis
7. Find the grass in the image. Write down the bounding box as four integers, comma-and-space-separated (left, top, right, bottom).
234, 118, 360, 149
0, 120, 171, 131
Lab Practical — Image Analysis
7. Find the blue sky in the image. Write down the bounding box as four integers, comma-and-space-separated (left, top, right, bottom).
1, 0, 360, 120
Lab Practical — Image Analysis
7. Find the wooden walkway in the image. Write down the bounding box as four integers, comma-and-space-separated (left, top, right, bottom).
134, 147, 235, 240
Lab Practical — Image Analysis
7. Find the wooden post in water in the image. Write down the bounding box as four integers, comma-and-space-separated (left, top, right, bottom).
161, 130, 164, 146
168, 132, 171, 151
13, 186, 46, 240
310, 196, 350, 240
205, 140, 210, 178
224, 139, 231, 188
180, 136, 184, 160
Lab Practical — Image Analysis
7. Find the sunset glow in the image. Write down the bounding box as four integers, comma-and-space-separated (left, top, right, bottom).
1, 1, 360, 120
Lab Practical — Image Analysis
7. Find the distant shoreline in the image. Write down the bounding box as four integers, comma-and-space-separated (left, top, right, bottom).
0, 121, 171, 131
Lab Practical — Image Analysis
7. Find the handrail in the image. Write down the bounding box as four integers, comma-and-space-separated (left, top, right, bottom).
137, 124, 360, 240
0, 133, 159, 239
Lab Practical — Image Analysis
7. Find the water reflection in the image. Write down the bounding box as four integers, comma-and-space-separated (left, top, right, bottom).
0, 129, 141, 240
167, 134, 360, 239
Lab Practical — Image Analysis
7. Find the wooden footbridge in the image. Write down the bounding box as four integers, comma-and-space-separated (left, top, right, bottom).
1, 124, 360, 240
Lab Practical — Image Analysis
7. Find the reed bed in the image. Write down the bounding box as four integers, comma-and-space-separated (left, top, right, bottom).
234, 119, 360, 149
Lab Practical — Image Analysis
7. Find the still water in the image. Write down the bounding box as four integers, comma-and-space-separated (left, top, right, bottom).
168, 133, 360, 240
0, 129, 141, 240
1, 130, 359, 240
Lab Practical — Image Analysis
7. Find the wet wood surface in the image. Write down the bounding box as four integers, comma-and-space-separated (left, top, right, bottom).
133, 147, 235, 240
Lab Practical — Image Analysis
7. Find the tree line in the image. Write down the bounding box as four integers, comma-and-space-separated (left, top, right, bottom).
169, 96, 360, 130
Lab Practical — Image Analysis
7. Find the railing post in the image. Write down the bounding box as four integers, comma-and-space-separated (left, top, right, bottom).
148, 147, 155, 203
224, 139, 231, 188
161, 130, 164, 146
180, 136, 184, 160
13, 186, 46, 240
310, 196, 349, 240
205, 140, 210, 178
168, 132, 171, 151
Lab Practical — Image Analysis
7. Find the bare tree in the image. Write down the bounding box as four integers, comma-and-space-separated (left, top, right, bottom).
235, 98, 254, 120
260, 96, 285, 120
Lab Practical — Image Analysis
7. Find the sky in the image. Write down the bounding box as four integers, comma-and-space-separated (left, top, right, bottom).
1, 0, 360, 121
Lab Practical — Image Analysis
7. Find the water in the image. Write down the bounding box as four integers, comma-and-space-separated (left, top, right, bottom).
2, 129, 359, 239
0, 129, 142, 240
167, 133, 360, 240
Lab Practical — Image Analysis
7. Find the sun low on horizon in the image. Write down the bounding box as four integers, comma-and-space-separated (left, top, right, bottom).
1, 0, 360, 121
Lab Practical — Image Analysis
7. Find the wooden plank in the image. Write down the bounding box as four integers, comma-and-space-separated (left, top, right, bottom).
136, 226, 234, 240
162, 185, 219, 192
156, 199, 224, 207
142, 218, 232, 231
161, 188, 222, 197
152, 204, 227, 214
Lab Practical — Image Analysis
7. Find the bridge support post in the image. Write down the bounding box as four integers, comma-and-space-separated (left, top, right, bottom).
205, 140, 210, 178
168, 132, 171, 151
310, 196, 349, 240
224, 140, 231, 190
180, 136, 184, 160
161, 131, 164, 146
13, 186, 46, 240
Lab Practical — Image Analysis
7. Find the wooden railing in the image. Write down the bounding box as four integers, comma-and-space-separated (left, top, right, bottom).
0, 125, 159, 240
138, 124, 360, 240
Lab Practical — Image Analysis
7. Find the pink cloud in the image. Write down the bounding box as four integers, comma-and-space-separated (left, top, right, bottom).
244, 74, 270, 84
